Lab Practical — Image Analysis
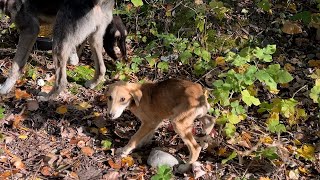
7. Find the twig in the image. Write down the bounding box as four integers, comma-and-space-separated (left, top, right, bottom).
292, 85, 308, 99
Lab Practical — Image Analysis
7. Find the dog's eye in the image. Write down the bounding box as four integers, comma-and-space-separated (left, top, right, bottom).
108, 96, 112, 101
120, 97, 125, 102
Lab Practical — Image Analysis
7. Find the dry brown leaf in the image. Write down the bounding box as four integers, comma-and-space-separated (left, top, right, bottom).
215, 56, 226, 66
0, 170, 19, 179
41, 85, 53, 93
284, 63, 295, 72
195, 0, 203, 5
13, 159, 26, 170
69, 172, 79, 179
308, 60, 320, 68
108, 159, 122, 169
217, 147, 227, 156
260, 136, 273, 144
282, 21, 302, 35
102, 171, 120, 180
15, 89, 31, 100
81, 147, 94, 156
56, 105, 68, 115
259, 177, 271, 180
13, 115, 25, 129
41, 166, 53, 176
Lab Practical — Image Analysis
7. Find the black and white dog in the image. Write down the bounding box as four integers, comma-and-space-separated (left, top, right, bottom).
0, 0, 121, 100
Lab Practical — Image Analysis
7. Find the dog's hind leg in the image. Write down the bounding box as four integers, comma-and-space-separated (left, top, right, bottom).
172, 110, 201, 173
0, 13, 39, 94
85, 27, 107, 89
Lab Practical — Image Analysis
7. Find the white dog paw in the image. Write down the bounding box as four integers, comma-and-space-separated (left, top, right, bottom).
115, 147, 130, 157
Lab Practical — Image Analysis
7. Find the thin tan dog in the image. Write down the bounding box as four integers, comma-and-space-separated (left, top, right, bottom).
106, 79, 215, 172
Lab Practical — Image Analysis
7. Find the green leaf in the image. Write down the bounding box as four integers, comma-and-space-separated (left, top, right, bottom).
101, 140, 112, 149
292, 11, 312, 25
228, 113, 241, 124
280, 98, 298, 118
131, 0, 143, 7
0, 106, 5, 120
151, 165, 172, 180
222, 151, 237, 164
276, 70, 293, 84
256, 70, 277, 91
157, 62, 169, 72
257, 0, 271, 12
67, 65, 94, 85
225, 123, 236, 137
260, 147, 279, 160
180, 50, 192, 64
310, 85, 320, 103
241, 90, 261, 106
267, 113, 286, 133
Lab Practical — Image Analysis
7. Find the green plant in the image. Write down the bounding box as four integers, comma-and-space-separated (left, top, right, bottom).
67, 65, 94, 85
255, 147, 279, 160
101, 139, 112, 149
213, 45, 293, 137
151, 165, 172, 180
0, 106, 5, 119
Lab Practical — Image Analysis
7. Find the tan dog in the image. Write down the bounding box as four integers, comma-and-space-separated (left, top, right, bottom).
106, 79, 215, 172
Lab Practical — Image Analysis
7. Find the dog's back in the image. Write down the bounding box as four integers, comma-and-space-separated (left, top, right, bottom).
136, 79, 208, 119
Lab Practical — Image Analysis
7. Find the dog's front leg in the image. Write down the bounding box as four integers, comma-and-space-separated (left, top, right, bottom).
0, 14, 39, 94
116, 122, 159, 156
85, 27, 106, 89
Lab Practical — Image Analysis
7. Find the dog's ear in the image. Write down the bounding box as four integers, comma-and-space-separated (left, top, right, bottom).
127, 83, 142, 106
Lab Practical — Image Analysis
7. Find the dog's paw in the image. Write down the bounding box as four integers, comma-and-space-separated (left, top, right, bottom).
84, 80, 99, 89
115, 147, 130, 157
176, 163, 191, 173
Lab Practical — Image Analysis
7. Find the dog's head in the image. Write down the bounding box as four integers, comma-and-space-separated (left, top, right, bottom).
105, 81, 142, 119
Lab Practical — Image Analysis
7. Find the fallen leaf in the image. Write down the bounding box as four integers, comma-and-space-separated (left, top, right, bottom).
69, 172, 79, 179
259, 177, 271, 180
13, 115, 25, 128
99, 127, 108, 135
56, 105, 68, 114
102, 171, 120, 180
81, 147, 94, 156
217, 147, 227, 156
284, 63, 295, 72
77, 140, 86, 148
308, 60, 320, 68
75, 102, 92, 111
121, 156, 134, 167
13, 159, 26, 170
27, 99, 39, 111
0, 170, 19, 179
215, 57, 226, 66
260, 136, 273, 144
296, 144, 315, 160
194, 0, 203, 5
282, 21, 302, 35
41, 166, 53, 176
41, 85, 53, 93
18, 134, 28, 140
298, 166, 309, 174
108, 159, 122, 169
288, 169, 299, 180
192, 161, 206, 179
15, 89, 31, 100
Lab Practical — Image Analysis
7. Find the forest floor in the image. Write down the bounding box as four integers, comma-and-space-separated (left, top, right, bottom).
0, 1, 320, 180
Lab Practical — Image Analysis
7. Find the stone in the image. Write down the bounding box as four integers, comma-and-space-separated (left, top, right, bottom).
147, 149, 179, 168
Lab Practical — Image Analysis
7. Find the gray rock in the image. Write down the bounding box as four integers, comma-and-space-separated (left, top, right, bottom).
147, 149, 179, 168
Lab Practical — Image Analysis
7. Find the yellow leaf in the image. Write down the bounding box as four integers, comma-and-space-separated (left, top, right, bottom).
94, 112, 101, 117
18, 134, 28, 140
75, 102, 92, 111
296, 144, 315, 161
247, 85, 257, 96
215, 57, 226, 66
260, 136, 273, 144
121, 156, 134, 167
298, 166, 309, 174
282, 21, 302, 35
293, 139, 302, 146
56, 105, 68, 114
99, 127, 108, 135
316, 79, 320, 86
296, 108, 307, 120
288, 115, 297, 126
